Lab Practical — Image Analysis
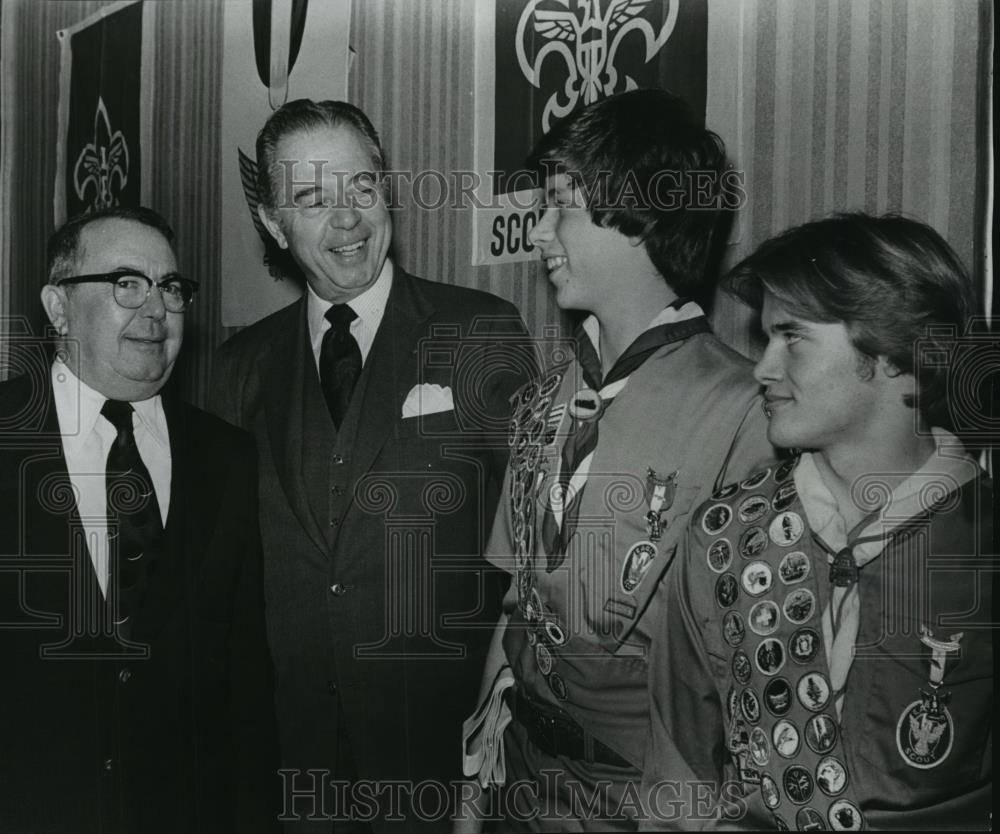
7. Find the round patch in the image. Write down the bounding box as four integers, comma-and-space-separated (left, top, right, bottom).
739, 526, 768, 560
760, 773, 781, 809
702, 503, 733, 535
538, 372, 563, 398
771, 481, 798, 513
816, 756, 848, 796
526, 629, 537, 646
773, 458, 797, 483
741, 561, 774, 597
740, 469, 772, 490
828, 799, 863, 831
726, 686, 739, 722
749, 727, 771, 766
535, 642, 553, 676
782, 588, 816, 624
732, 650, 753, 685
525, 587, 544, 622
712, 482, 740, 500
755, 638, 786, 677
707, 538, 733, 573
789, 627, 821, 664
748, 600, 781, 636
738, 494, 770, 524
772, 720, 801, 758
896, 695, 954, 768
715, 573, 740, 608
778, 551, 811, 585
722, 611, 746, 647
621, 540, 657, 594
764, 678, 793, 716
769, 512, 804, 547
516, 382, 538, 408
567, 388, 603, 421
805, 714, 838, 755
797, 672, 832, 712
772, 813, 789, 831
740, 688, 761, 724
544, 618, 567, 646
795, 808, 825, 829
782, 765, 814, 805
548, 671, 568, 701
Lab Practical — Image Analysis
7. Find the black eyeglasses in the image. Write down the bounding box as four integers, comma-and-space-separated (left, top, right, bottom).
56, 271, 198, 313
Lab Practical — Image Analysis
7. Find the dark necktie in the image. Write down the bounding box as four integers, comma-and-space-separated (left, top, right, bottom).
102, 399, 163, 637
320, 305, 362, 429
541, 308, 710, 569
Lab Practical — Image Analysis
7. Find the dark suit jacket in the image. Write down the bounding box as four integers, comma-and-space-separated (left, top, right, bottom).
0, 372, 280, 834
212, 269, 534, 831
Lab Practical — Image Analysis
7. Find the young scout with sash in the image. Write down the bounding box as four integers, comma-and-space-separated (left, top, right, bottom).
642, 213, 993, 831
459, 89, 774, 831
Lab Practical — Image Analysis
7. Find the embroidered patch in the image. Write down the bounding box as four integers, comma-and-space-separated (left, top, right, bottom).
805, 713, 838, 754
749, 727, 771, 766
732, 650, 753, 685
741, 469, 772, 490
749, 601, 781, 636
816, 755, 848, 796
764, 678, 793, 716
789, 628, 821, 664
778, 551, 811, 585
782, 765, 814, 805
739, 526, 768, 560
797, 672, 832, 712
621, 540, 657, 594
738, 494, 770, 524
772, 720, 801, 758
741, 561, 774, 597
723, 611, 746, 647
713, 482, 740, 500
761, 774, 781, 809
769, 511, 804, 547
896, 693, 954, 768
783, 588, 816, 624
702, 503, 733, 535
715, 573, 740, 608
755, 638, 786, 677
771, 481, 798, 512
707, 538, 734, 573
828, 799, 863, 830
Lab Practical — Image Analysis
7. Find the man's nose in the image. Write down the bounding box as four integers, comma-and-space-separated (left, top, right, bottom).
753, 341, 783, 385
528, 207, 557, 249
327, 201, 362, 230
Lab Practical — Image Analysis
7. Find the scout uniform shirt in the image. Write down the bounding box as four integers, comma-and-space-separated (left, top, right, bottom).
486, 302, 773, 829
643, 431, 993, 831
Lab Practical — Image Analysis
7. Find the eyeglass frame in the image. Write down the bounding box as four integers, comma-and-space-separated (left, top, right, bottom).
55, 270, 199, 312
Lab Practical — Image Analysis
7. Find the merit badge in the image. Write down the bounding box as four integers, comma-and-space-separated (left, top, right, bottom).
828, 799, 863, 831
723, 611, 746, 647
789, 628, 821, 664
764, 678, 793, 716
548, 671, 568, 701
773, 457, 797, 484
644, 468, 677, 542
740, 688, 762, 724
741, 561, 774, 597
527, 629, 537, 646
567, 388, 603, 421
715, 573, 740, 608
772, 813, 789, 831
702, 503, 733, 536
740, 469, 771, 490
805, 714, 838, 755
755, 638, 786, 677
772, 720, 801, 758
739, 526, 768, 560
749, 601, 781, 636
896, 627, 962, 769
771, 481, 798, 513
713, 482, 739, 501
782, 765, 814, 805
525, 587, 545, 622
797, 672, 831, 712
761, 774, 781, 809
738, 494, 770, 524
749, 726, 771, 766
795, 808, 825, 829
732, 650, 753, 685
707, 539, 734, 573
816, 756, 848, 796
543, 618, 567, 646
769, 511, 804, 546
535, 642, 554, 676
778, 551, 810, 585
726, 687, 739, 722
782, 588, 816, 625
538, 371, 563, 398
621, 540, 657, 594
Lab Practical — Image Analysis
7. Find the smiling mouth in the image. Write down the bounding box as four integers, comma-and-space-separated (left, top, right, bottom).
545, 255, 567, 272
330, 240, 366, 255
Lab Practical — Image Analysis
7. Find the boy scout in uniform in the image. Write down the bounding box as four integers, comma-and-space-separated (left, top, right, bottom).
461, 89, 773, 831
643, 213, 993, 831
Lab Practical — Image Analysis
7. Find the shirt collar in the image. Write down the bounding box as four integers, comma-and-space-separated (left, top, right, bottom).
580, 300, 704, 358
307, 257, 394, 339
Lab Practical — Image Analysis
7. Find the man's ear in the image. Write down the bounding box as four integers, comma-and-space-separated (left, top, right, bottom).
257, 205, 288, 249
881, 357, 906, 379
40, 284, 69, 335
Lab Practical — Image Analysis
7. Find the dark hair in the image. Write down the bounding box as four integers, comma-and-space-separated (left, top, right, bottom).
47, 206, 175, 283
255, 99, 386, 207
728, 212, 978, 430
528, 88, 728, 299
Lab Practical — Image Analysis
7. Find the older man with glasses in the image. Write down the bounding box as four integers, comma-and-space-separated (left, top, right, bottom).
0, 206, 280, 834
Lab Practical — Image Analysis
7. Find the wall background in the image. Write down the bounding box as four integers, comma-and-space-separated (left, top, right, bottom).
1, 0, 992, 407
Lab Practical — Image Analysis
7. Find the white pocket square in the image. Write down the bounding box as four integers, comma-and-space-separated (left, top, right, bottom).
401, 383, 454, 418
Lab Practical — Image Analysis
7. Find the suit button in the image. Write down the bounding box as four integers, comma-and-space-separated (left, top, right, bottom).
332, 454, 344, 465
330, 485, 344, 496
103, 758, 114, 771
330, 583, 347, 596
118, 668, 132, 684
329, 517, 340, 527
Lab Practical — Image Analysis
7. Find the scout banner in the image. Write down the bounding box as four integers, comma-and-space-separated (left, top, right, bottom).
54, 0, 150, 226
472, 0, 709, 266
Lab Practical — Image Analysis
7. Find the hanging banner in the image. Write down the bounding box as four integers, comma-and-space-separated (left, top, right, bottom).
54, 0, 148, 226
472, 0, 708, 266
220, 0, 352, 327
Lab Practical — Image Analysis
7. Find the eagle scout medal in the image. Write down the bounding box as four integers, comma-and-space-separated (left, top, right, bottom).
621, 540, 657, 594
643, 468, 676, 542
769, 511, 804, 546
896, 628, 962, 768
828, 799, 863, 830
567, 388, 603, 421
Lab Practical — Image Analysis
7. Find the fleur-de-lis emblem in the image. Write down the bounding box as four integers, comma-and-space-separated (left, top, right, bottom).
73, 96, 129, 211
516, 0, 678, 132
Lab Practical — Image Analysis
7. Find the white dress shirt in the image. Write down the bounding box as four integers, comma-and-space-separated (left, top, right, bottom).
51, 361, 171, 595
307, 258, 393, 372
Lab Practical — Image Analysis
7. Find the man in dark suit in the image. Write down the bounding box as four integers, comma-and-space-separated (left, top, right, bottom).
0, 207, 279, 833
211, 100, 534, 832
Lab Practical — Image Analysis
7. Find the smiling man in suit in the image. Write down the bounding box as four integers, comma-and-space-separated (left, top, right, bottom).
0, 206, 279, 833
211, 99, 534, 832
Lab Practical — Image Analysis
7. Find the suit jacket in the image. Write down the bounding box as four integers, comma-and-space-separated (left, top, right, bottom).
0, 372, 280, 834
212, 269, 534, 831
